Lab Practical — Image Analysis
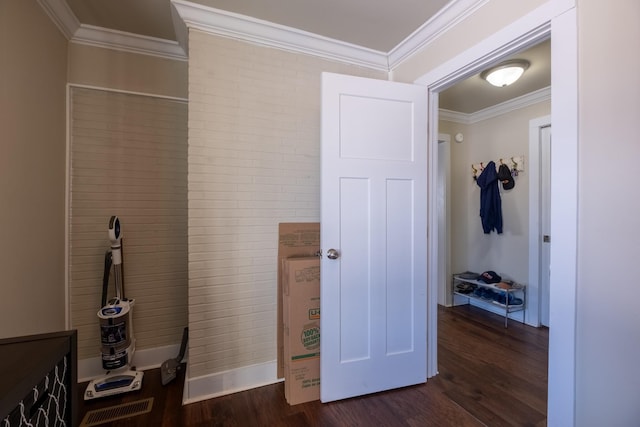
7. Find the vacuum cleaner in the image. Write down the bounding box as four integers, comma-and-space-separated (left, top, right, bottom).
85, 216, 144, 400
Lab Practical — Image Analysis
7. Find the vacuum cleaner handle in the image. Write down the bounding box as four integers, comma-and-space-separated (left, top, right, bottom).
177, 327, 188, 361
101, 250, 113, 307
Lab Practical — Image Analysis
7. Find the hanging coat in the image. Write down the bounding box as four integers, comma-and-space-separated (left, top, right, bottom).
476, 161, 503, 234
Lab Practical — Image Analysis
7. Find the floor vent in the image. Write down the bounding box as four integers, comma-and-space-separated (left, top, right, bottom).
80, 397, 154, 426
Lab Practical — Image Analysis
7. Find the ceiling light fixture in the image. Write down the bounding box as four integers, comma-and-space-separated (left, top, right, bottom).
481, 59, 530, 87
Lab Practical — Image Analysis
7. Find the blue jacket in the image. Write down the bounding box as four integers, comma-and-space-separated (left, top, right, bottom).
476, 161, 503, 234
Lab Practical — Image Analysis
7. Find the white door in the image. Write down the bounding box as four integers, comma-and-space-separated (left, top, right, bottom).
320, 72, 428, 402
540, 125, 552, 327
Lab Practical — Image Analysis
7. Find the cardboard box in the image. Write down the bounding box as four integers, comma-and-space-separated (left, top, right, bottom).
282, 257, 321, 405
277, 223, 320, 379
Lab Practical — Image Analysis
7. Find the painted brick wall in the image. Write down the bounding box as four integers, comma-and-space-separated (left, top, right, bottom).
187, 30, 386, 379
69, 87, 188, 360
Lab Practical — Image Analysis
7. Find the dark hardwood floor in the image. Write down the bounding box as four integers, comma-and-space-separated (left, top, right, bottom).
77, 305, 548, 426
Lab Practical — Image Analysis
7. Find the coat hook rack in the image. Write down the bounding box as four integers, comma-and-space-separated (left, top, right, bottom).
471, 155, 525, 180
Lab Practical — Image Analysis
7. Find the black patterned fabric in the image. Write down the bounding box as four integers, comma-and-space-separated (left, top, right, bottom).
2, 356, 69, 427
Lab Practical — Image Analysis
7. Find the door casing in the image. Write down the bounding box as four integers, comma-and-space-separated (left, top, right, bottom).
528, 115, 552, 328
415, 2, 578, 425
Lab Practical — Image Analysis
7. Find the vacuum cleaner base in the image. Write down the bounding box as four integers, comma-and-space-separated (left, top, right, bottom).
84, 369, 144, 400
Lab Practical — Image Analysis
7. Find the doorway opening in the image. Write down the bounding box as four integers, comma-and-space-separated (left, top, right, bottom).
418, 6, 579, 425
433, 38, 552, 419
435, 38, 551, 327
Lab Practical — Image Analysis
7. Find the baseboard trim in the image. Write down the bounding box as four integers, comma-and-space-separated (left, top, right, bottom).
78, 343, 180, 383
183, 361, 280, 405
468, 299, 530, 326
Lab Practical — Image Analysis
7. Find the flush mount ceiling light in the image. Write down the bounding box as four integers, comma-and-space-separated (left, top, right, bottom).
481, 59, 530, 87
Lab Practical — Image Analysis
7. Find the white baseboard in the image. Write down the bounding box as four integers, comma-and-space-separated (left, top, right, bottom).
79, 346, 280, 406
78, 343, 180, 382
468, 298, 530, 325
183, 360, 281, 405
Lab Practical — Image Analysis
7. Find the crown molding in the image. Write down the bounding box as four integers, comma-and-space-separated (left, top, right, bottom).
440, 86, 551, 124
171, 2, 190, 58
37, 0, 80, 39
388, 0, 489, 70
37, 0, 187, 61
439, 109, 470, 124
170, 0, 389, 71
72, 25, 187, 61
38, 0, 492, 70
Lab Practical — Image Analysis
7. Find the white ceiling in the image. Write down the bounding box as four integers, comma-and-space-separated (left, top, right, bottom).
59, 0, 550, 114
439, 39, 550, 114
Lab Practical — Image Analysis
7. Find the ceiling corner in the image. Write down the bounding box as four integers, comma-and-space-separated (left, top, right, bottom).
170, 1, 190, 57
170, 0, 389, 71
388, 0, 490, 71
37, 0, 80, 39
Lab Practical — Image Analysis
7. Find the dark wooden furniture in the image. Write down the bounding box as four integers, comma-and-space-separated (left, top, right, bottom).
1, 330, 77, 426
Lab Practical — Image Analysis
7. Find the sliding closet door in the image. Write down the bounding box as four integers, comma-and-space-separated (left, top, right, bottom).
68, 87, 188, 362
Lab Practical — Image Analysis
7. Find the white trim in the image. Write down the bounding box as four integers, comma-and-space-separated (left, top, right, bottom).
547, 7, 578, 426
37, 0, 522, 72
35, 0, 490, 70
440, 86, 551, 124
64, 85, 71, 330
72, 24, 187, 61
388, 0, 489, 69
68, 83, 188, 103
469, 298, 525, 322
528, 115, 552, 328
427, 91, 440, 379
414, 3, 554, 88
36, 0, 79, 39
36, 0, 187, 60
436, 134, 451, 308
438, 109, 469, 124
78, 343, 181, 382
171, 2, 190, 56
183, 361, 280, 405
469, 86, 550, 123
171, 0, 388, 71
418, 1, 578, 426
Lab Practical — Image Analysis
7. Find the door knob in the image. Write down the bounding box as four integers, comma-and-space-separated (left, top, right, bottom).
327, 249, 340, 260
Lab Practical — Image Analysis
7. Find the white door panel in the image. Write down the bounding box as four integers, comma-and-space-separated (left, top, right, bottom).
339, 95, 414, 161
338, 177, 371, 363
321, 72, 428, 402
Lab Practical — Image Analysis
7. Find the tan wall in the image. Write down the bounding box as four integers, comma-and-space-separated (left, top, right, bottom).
575, 1, 640, 425
0, 1, 68, 338
443, 101, 550, 305
187, 30, 386, 380
68, 43, 188, 99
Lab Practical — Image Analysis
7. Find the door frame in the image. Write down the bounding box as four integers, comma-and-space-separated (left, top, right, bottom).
436, 134, 451, 307
416, 2, 578, 426
528, 115, 552, 328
